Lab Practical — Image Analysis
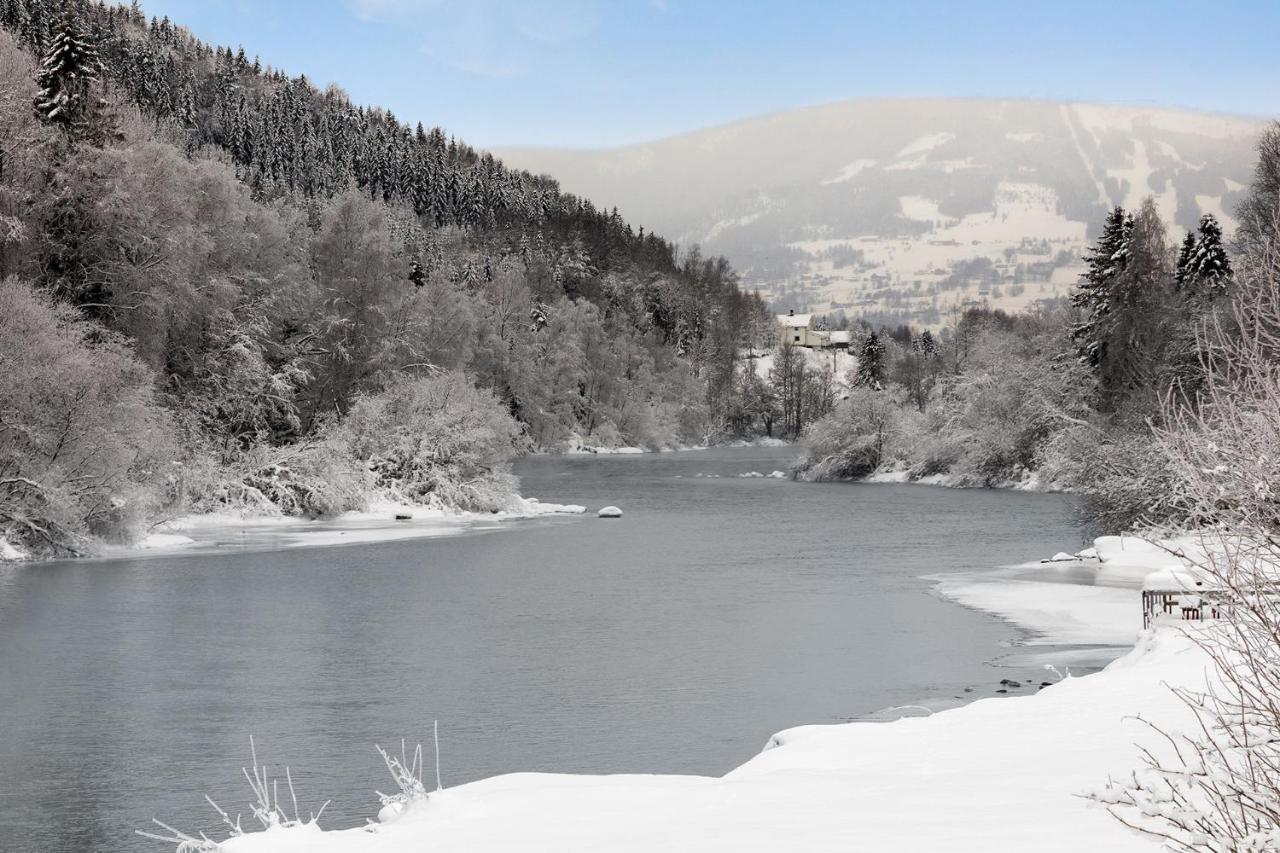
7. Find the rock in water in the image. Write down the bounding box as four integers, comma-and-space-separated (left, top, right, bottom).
597, 506, 623, 518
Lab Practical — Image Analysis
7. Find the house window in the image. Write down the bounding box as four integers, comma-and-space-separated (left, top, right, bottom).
794, 335, 800, 342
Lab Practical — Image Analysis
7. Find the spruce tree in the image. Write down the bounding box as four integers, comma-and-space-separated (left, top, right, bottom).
1071, 206, 1130, 367
33, 11, 104, 140
1174, 230, 1197, 291
855, 331, 886, 389
918, 329, 937, 357
1185, 213, 1233, 299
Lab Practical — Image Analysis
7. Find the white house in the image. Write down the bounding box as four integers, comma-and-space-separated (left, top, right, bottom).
777, 310, 849, 349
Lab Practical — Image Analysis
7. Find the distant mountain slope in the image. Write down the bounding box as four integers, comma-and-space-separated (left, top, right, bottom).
496, 99, 1265, 325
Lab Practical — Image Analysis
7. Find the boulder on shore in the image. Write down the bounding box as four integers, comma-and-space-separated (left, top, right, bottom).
597, 506, 623, 518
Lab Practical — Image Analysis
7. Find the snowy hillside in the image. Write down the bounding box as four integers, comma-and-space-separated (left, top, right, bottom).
496, 99, 1264, 326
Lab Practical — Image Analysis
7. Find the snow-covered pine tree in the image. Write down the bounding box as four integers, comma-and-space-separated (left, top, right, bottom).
1070, 206, 1130, 367
1174, 230, 1197, 291
33, 11, 104, 140
918, 329, 938, 357
855, 331, 886, 389
1185, 213, 1233, 299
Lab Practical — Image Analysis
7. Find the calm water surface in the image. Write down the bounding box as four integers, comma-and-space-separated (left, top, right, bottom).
0, 447, 1087, 853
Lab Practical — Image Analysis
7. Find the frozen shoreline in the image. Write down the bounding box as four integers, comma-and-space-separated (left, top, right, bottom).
151, 535, 1201, 852
558, 435, 793, 456
92, 496, 588, 561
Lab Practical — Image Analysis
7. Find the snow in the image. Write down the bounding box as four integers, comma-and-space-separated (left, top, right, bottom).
185, 629, 1211, 853
512, 497, 589, 517
890, 130, 952, 162
0, 535, 27, 561
750, 347, 857, 387
789, 180, 1088, 326
1194, 193, 1238, 232
1104, 139, 1179, 223
703, 210, 766, 243
138, 532, 196, 550
897, 195, 948, 223
596, 506, 622, 518
777, 312, 813, 328
147, 496, 586, 556
819, 158, 876, 185
862, 468, 910, 484
564, 439, 647, 455
163, 530, 1223, 853
933, 573, 1140, 647
158, 511, 310, 531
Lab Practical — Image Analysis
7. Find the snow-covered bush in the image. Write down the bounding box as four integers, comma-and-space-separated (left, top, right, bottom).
0, 278, 175, 556
793, 310, 1089, 488
338, 372, 525, 512
794, 386, 906, 480
139, 738, 329, 851
169, 434, 365, 520
1059, 426, 1187, 532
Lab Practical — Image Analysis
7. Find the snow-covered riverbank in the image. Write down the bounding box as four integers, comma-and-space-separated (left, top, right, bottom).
95, 497, 589, 560
561, 435, 792, 456
148, 535, 1205, 852
201, 632, 1201, 853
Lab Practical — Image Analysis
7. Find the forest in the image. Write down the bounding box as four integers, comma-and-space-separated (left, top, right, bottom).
0, 1, 771, 557
4, 0, 1278, 560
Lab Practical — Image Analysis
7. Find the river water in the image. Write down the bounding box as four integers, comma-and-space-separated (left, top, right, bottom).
0, 446, 1087, 853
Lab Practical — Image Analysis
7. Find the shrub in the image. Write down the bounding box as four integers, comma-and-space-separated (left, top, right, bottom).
795, 387, 904, 480
338, 372, 525, 512
0, 278, 174, 555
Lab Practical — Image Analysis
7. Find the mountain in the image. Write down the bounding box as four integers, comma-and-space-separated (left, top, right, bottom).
496, 99, 1266, 326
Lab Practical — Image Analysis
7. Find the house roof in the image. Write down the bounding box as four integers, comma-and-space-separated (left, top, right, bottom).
827, 330, 851, 344
778, 313, 812, 328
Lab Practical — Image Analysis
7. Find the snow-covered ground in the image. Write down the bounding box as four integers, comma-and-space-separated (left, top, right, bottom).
207, 632, 1201, 853
151, 535, 1211, 852
861, 464, 1065, 492
561, 434, 792, 456
121, 496, 588, 558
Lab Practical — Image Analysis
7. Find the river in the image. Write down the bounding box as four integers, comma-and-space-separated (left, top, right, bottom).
0, 446, 1088, 853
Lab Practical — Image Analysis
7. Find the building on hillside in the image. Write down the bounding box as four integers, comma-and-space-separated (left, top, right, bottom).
778, 309, 846, 349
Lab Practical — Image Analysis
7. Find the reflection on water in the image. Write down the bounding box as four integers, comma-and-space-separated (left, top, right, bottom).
0, 446, 1087, 853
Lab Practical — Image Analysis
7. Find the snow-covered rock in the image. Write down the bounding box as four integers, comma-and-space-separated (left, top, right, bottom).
768, 471, 788, 479
511, 498, 587, 517
596, 506, 623, 518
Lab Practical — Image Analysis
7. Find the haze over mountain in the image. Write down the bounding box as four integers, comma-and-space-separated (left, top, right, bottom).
497, 98, 1265, 326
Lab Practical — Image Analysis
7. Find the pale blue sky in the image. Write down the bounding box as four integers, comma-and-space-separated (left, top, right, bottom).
140, 0, 1280, 149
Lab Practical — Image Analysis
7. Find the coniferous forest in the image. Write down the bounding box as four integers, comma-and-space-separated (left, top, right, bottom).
0, 0, 770, 556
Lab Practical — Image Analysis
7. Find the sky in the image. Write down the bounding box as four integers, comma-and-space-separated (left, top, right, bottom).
140, 0, 1280, 150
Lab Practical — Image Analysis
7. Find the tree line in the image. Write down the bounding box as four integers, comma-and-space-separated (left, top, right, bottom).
0, 1, 771, 557
785, 126, 1278, 535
